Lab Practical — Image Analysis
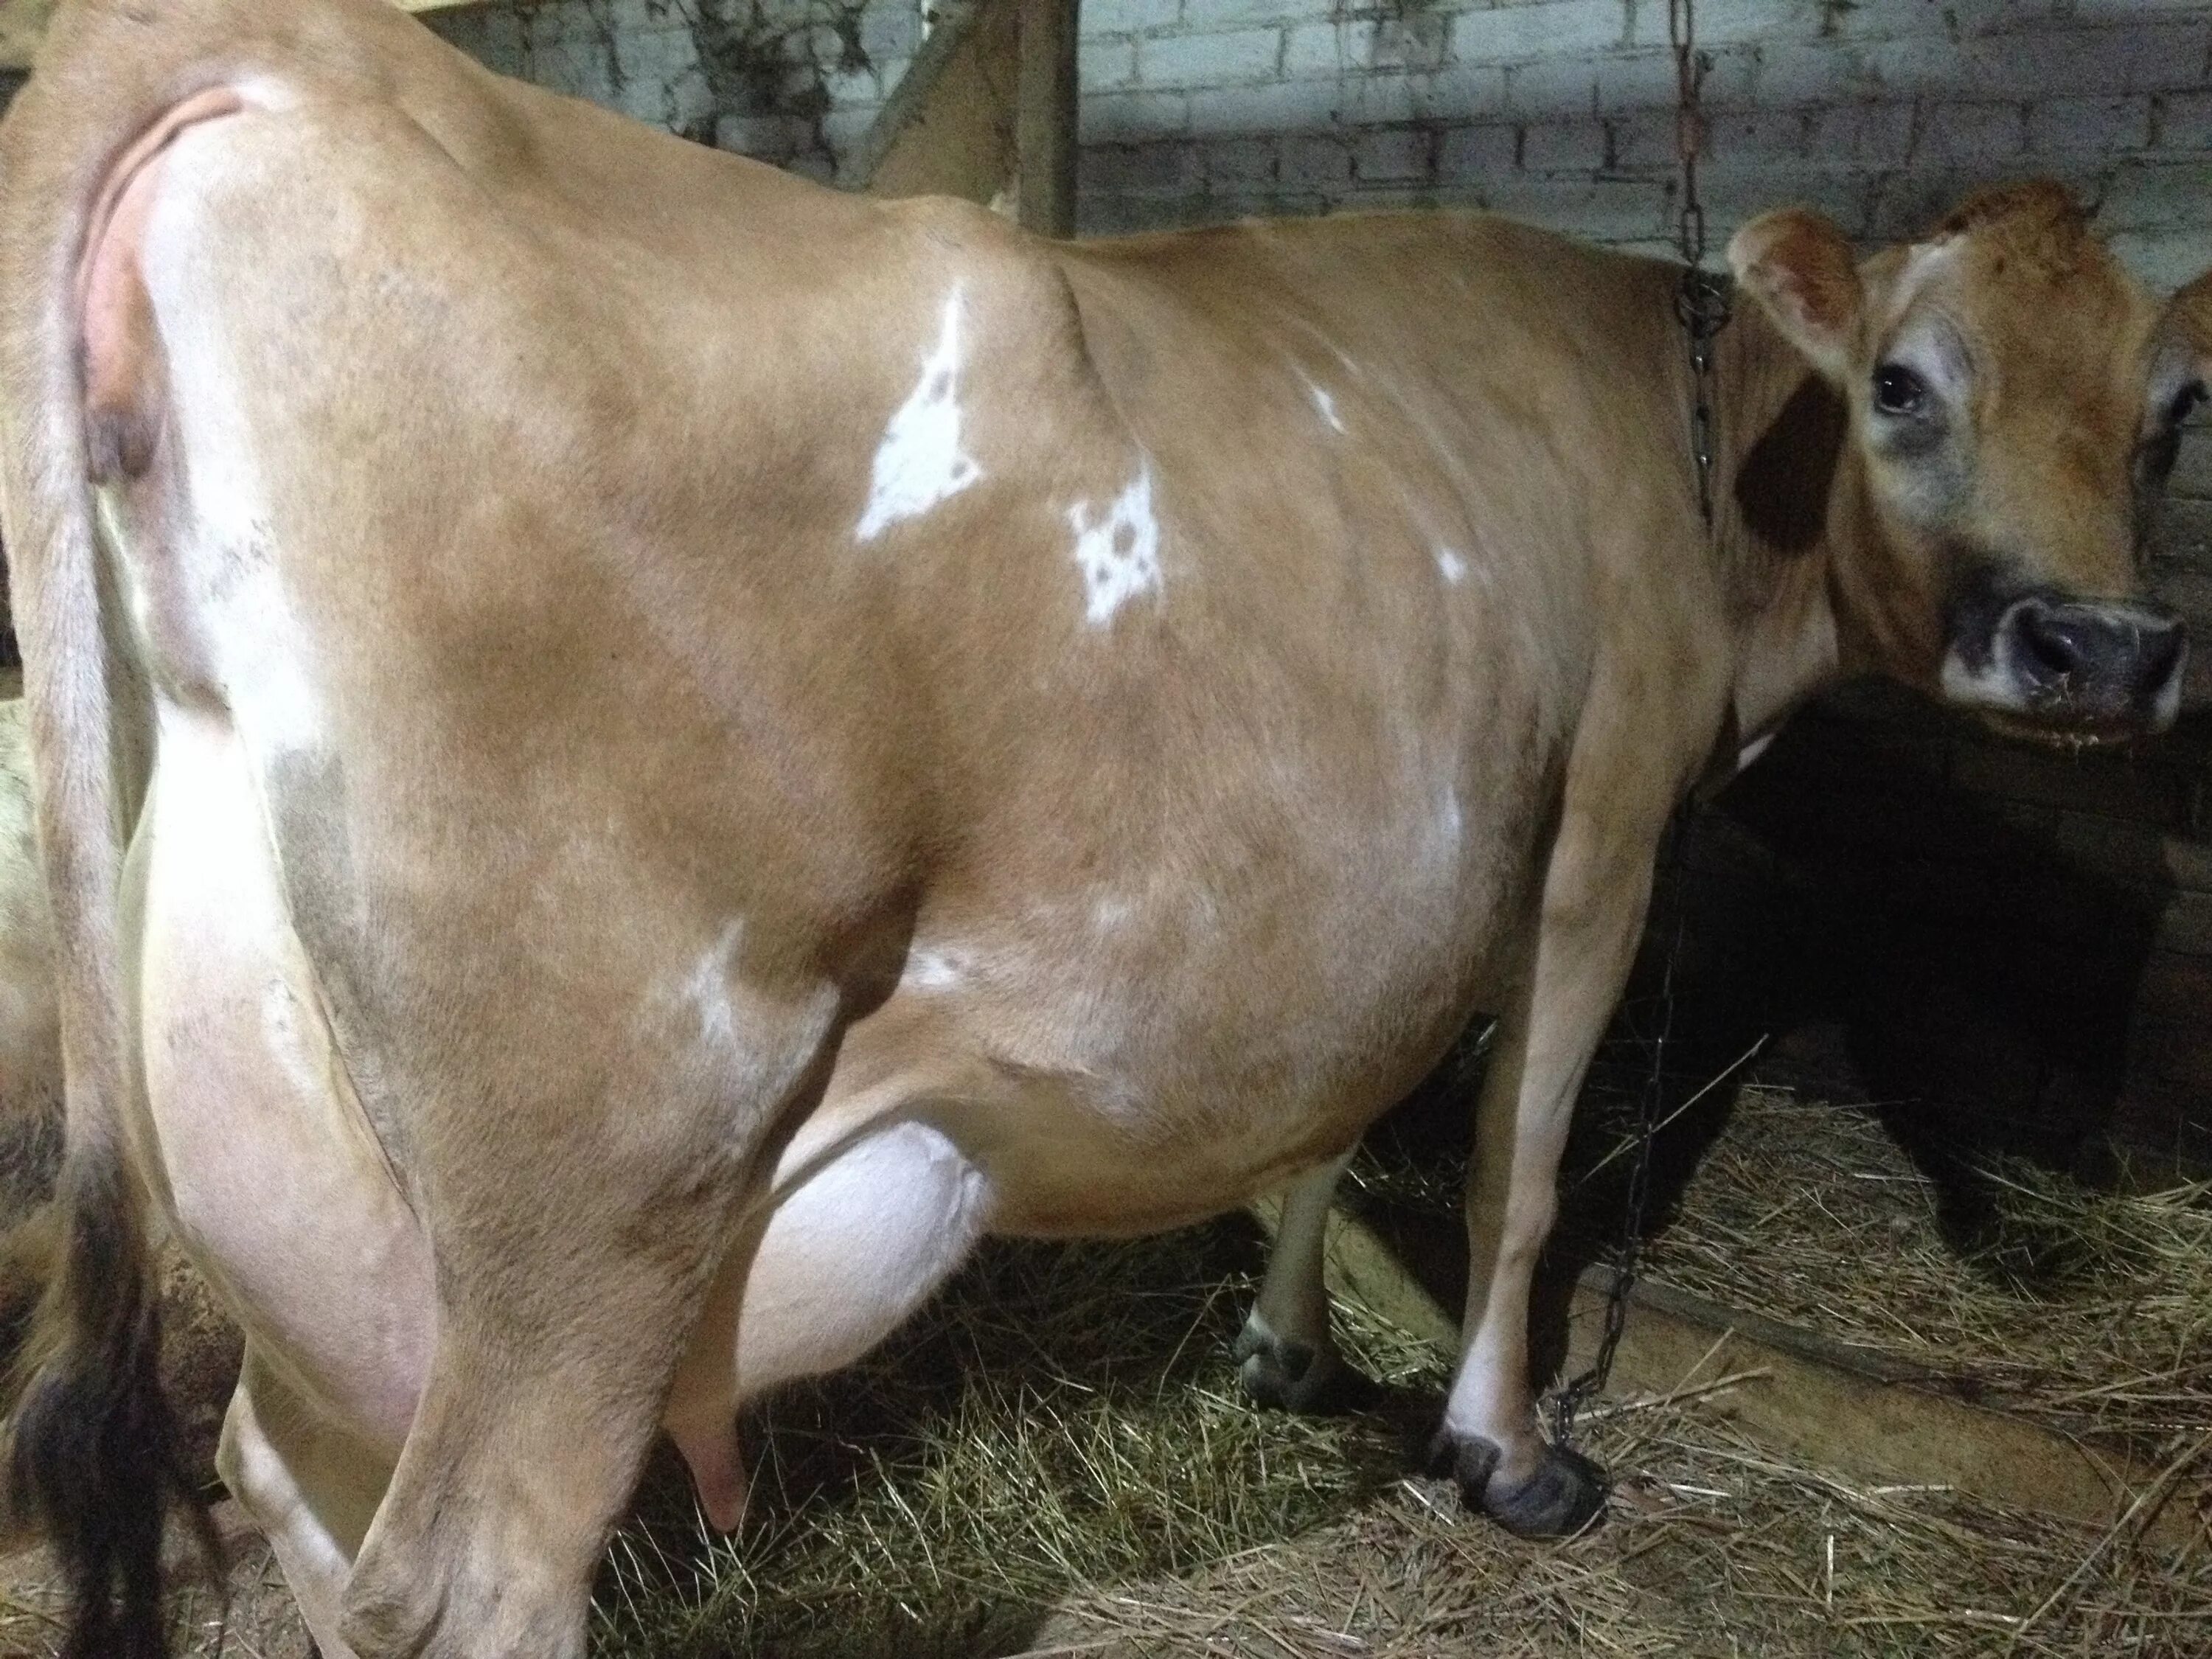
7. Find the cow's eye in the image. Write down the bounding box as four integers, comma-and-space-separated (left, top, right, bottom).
1872, 364, 1930, 417
2165, 380, 2205, 428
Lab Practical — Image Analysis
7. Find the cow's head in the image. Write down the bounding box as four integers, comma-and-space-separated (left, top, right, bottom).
1730, 182, 2199, 744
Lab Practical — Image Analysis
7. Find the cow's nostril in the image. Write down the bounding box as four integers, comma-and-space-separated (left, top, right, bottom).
2014, 605, 2084, 683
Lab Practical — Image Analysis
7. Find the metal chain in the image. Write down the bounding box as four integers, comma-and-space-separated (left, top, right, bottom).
1670, 0, 1733, 526
1549, 813, 1692, 1447
1548, 0, 1722, 1450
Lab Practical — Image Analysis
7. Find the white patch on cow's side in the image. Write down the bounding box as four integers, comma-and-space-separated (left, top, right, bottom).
1069, 463, 1163, 627
855, 287, 984, 542
900, 946, 967, 992
1413, 779, 1464, 881
1091, 895, 1134, 933
1434, 546, 1468, 586
683, 922, 747, 1051
1305, 378, 1347, 435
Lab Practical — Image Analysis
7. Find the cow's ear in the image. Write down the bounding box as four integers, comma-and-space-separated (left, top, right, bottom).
1728, 209, 1863, 384
2166, 266, 2212, 380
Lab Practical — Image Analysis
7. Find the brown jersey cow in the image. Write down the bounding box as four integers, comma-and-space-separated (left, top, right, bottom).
0, 1, 2202, 1654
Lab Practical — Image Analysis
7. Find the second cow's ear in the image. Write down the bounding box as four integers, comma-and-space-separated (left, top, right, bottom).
2165, 266, 2212, 383
1728, 208, 1863, 386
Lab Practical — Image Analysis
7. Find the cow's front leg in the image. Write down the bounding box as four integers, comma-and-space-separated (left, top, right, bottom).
1236, 1152, 1370, 1413
1435, 803, 1660, 1538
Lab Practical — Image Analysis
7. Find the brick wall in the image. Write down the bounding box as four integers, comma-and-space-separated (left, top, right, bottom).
1072, 0, 2212, 284
428, 2, 2212, 288
427, 0, 923, 178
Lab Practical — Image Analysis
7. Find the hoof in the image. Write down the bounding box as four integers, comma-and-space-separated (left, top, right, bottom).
1425, 1430, 1609, 1538
1233, 1320, 1376, 1415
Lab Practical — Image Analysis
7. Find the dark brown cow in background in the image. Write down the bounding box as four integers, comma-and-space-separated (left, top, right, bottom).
0, 1, 2203, 1655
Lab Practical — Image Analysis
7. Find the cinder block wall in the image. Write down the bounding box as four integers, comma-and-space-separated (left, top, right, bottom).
1070, 0, 2212, 282
428, 1, 2212, 286
427, 0, 924, 178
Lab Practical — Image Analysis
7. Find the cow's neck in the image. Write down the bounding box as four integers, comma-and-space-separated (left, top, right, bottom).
1704, 293, 1860, 745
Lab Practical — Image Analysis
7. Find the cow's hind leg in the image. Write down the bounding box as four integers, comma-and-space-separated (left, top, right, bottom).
1235, 1153, 1373, 1414
334, 998, 838, 1658
338, 1189, 744, 1658
1433, 794, 1662, 1538
217, 1349, 391, 1659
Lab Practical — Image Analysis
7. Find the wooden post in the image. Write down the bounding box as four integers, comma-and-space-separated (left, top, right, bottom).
1015, 0, 1079, 237
853, 0, 1021, 209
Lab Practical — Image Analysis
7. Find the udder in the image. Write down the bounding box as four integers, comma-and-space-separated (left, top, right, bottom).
135, 702, 432, 1452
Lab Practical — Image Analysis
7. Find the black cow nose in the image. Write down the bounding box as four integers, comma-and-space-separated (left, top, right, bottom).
2014, 601, 2090, 684
2006, 595, 2186, 718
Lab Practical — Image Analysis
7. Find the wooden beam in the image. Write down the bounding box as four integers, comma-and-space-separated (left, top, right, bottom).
0, 0, 476, 73
1250, 1196, 2201, 1551
851, 0, 1022, 209
1014, 0, 1078, 237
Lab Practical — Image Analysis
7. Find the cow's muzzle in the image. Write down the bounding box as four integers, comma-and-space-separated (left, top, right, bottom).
1941, 590, 2187, 742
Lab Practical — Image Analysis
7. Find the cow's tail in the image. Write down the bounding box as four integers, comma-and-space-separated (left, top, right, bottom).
0, 69, 214, 1659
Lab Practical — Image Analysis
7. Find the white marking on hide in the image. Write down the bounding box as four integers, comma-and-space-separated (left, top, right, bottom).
1413, 779, 1464, 881
1091, 896, 1134, 933
1892, 237, 1963, 316
1069, 463, 1163, 627
683, 922, 747, 1051
1306, 378, 1346, 434
1435, 546, 1468, 585
856, 287, 984, 542
901, 947, 967, 992
1938, 600, 2037, 716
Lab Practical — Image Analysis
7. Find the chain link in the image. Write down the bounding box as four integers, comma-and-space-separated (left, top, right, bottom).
1670, 0, 1731, 526
1549, 813, 1691, 1447
1548, 0, 1723, 1452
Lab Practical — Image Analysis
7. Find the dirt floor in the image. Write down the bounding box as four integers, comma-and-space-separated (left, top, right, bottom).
0, 1074, 2205, 1658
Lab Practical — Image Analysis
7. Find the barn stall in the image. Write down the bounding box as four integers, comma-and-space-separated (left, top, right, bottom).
0, 0, 2207, 1654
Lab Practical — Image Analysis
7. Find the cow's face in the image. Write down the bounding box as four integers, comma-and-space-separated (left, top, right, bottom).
1731, 183, 2199, 745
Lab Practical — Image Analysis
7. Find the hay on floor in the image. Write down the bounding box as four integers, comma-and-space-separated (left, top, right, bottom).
588, 1087, 2212, 1659
1633, 1085, 2212, 1467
